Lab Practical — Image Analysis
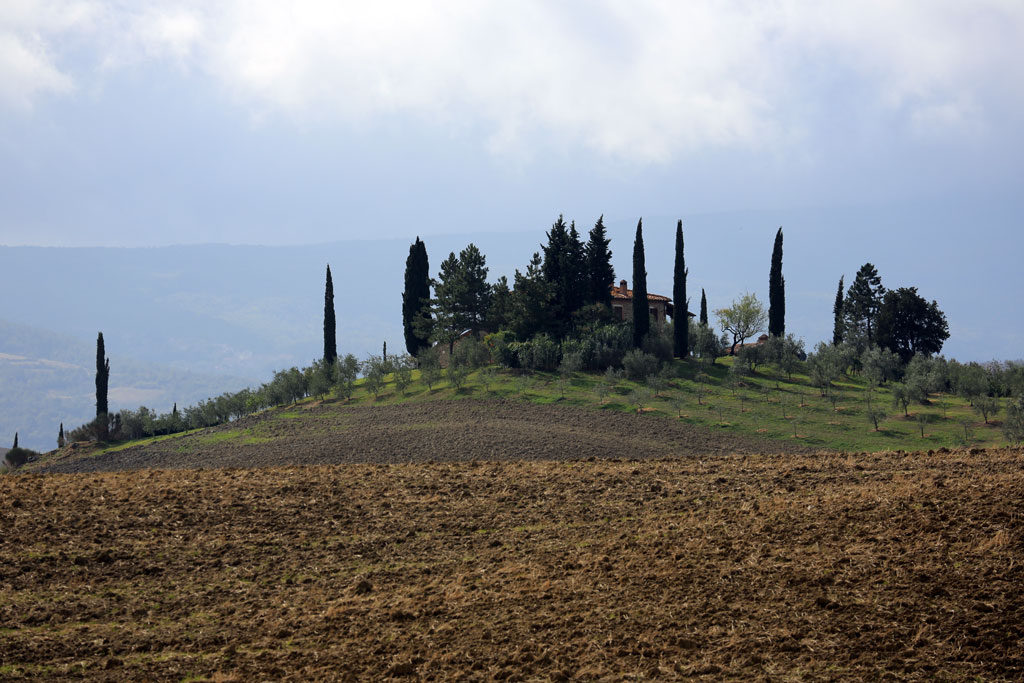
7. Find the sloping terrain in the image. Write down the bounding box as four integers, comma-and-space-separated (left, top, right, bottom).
2, 448, 1022, 680
34, 399, 818, 474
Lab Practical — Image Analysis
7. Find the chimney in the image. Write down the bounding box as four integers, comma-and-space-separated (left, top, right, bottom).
619, 279, 628, 295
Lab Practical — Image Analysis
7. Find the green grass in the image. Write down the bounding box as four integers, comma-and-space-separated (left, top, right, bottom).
54, 357, 1017, 460
320, 357, 1013, 452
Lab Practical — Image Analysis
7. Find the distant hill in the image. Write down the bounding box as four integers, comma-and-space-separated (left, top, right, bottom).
0, 319, 253, 451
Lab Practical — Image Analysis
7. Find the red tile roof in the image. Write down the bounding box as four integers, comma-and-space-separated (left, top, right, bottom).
610, 286, 671, 302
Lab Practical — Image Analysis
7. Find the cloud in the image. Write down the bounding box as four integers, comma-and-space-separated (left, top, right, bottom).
4, 1, 1023, 161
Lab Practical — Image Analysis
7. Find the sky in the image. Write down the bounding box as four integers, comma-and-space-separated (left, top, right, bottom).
0, 1, 1022, 362
1, 1, 1022, 247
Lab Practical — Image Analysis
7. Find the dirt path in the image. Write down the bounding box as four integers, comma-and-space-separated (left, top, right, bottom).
36, 399, 819, 473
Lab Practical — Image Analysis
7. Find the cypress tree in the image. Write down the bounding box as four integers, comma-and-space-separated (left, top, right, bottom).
768, 227, 785, 337
700, 289, 708, 326
631, 219, 649, 348
585, 215, 614, 308
12, 432, 18, 449
95, 332, 109, 417
832, 275, 845, 346
402, 237, 431, 356
323, 264, 337, 365
58, 423, 65, 448
673, 219, 688, 357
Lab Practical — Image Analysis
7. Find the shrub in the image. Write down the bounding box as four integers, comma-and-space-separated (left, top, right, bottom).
334, 354, 360, 399
418, 347, 442, 389
3, 446, 39, 469
485, 331, 518, 368
622, 349, 660, 381
519, 334, 561, 372
973, 395, 1000, 424
641, 325, 674, 363
452, 337, 489, 370
393, 354, 414, 395
1004, 398, 1024, 443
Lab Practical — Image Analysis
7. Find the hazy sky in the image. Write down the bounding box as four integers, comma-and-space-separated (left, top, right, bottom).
1, 1, 1022, 247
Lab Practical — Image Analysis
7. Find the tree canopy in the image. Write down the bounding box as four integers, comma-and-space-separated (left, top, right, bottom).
402, 237, 431, 356
875, 287, 949, 364
844, 263, 885, 349
715, 293, 767, 351
323, 264, 337, 365
768, 227, 785, 337
631, 219, 649, 348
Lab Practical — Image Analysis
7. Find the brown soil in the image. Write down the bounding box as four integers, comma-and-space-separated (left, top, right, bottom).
2, 448, 1023, 680
34, 399, 818, 474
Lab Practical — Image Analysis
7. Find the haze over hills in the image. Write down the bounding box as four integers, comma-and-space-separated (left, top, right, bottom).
2, 201, 1020, 450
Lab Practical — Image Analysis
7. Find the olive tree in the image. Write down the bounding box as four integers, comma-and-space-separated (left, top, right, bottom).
715, 293, 767, 353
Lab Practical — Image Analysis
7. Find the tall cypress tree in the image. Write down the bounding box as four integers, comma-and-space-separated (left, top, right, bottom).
58, 423, 65, 448
323, 264, 337, 365
673, 219, 688, 358
12, 432, 17, 449
700, 289, 708, 326
631, 219, 649, 348
585, 215, 614, 308
95, 332, 109, 417
768, 227, 785, 337
402, 237, 431, 356
832, 275, 845, 346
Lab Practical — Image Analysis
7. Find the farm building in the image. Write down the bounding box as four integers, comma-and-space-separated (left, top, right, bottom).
611, 279, 691, 324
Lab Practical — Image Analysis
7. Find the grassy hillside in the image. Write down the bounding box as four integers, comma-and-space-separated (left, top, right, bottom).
340, 358, 1012, 452
60, 354, 1015, 464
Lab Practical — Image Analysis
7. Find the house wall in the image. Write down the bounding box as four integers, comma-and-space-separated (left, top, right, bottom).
612, 300, 668, 325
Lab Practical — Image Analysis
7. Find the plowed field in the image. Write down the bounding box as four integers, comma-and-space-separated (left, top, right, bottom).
3, 448, 1023, 680
34, 400, 816, 474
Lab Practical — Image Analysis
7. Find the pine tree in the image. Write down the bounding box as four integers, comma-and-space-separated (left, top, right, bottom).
402, 237, 431, 356
768, 227, 785, 337
844, 263, 885, 347
832, 275, 845, 346
584, 215, 614, 308
541, 215, 587, 335
700, 289, 708, 326
673, 219, 688, 357
323, 264, 337, 365
631, 219, 649, 348
95, 332, 109, 417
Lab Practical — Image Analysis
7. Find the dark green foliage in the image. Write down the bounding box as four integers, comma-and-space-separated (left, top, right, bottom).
875, 287, 950, 364
689, 318, 724, 365
673, 220, 688, 358
486, 276, 513, 332
622, 349, 660, 381
4, 445, 38, 469
1004, 398, 1024, 444
832, 275, 845, 345
585, 215, 615, 309
323, 264, 337, 365
540, 215, 588, 336
95, 332, 109, 418
58, 423, 65, 448
631, 219, 649, 348
12, 432, 17, 449
700, 288, 708, 326
844, 263, 885, 348
768, 227, 785, 337
509, 252, 556, 341
432, 244, 491, 352
402, 237, 431, 356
